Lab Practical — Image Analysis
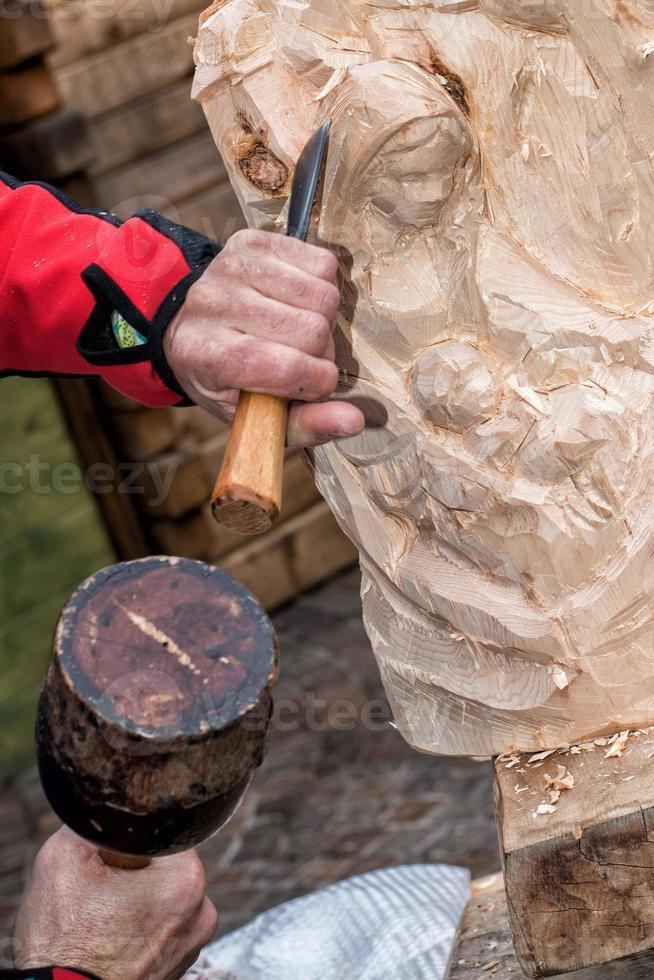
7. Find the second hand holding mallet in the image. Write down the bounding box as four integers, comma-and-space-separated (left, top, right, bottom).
211, 122, 332, 535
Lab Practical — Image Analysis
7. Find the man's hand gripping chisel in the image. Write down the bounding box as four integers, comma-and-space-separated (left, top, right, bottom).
211, 122, 331, 535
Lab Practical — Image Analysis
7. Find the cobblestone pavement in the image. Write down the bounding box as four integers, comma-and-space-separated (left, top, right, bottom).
0, 568, 499, 939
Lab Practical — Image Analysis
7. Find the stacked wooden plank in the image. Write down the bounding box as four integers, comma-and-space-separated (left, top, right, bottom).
0, 0, 91, 186
45, 0, 244, 237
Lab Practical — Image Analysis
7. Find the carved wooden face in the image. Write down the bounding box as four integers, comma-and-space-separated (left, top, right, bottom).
195, 0, 654, 755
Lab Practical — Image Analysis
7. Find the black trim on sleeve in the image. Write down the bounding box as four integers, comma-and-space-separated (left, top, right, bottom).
78, 265, 151, 367
134, 214, 222, 400
147, 266, 207, 400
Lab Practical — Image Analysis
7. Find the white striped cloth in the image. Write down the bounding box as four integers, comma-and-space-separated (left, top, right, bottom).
185, 864, 470, 980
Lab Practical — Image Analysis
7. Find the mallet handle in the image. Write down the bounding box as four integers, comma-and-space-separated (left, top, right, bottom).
99, 848, 152, 870
211, 391, 289, 534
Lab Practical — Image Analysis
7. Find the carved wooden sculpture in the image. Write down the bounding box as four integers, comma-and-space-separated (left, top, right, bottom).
194, 0, 654, 758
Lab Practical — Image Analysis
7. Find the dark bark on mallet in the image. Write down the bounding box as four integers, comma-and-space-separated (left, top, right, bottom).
36, 557, 278, 861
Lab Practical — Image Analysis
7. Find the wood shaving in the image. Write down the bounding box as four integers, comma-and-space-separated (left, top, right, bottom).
544, 765, 575, 792
605, 731, 630, 758
527, 748, 558, 764
533, 803, 557, 817
531, 766, 574, 815
529, 726, 654, 761
482, 962, 501, 973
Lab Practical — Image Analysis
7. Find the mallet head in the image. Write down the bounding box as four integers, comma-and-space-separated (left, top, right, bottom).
36, 556, 278, 859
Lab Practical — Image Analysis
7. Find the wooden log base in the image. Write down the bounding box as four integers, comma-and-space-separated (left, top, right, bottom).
495, 731, 654, 976
445, 875, 654, 980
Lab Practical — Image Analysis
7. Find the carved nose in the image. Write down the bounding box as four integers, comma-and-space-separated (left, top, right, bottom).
410, 341, 497, 432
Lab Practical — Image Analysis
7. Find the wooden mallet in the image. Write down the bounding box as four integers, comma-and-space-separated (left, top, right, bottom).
36, 556, 278, 869
211, 122, 331, 535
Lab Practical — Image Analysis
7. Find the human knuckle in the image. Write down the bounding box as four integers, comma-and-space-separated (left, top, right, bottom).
204, 902, 219, 938
240, 228, 271, 253
275, 234, 300, 255
282, 269, 310, 302
179, 854, 206, 898
219, 251, 249, 279
317, 281, 341, 317
314, 248, 338, 280
276, 349, 305, 388
308, 318, 332, 355
227, 228, 252, 249
220, 344, 244, 381
231, 336, 266, 378
217, 283, 243, 318
300, 311, 330, 341
33, 840, 58, 876
313, 360, 339, 398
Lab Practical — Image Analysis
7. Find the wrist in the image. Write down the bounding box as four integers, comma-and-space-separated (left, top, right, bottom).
146, 268, 204, 403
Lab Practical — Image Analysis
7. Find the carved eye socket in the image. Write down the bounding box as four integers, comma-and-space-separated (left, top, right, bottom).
411, 341, 498, 432
365, 114, 473, 225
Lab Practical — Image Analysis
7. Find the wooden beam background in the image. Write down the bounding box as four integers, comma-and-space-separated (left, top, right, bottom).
38, 0, 357, 607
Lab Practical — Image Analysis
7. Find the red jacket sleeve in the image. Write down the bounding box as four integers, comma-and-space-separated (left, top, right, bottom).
0, 172, 221, 407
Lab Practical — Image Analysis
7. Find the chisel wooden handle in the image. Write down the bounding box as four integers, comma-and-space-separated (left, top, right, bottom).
99, 848, 151, 870
211, 391, 289, 534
